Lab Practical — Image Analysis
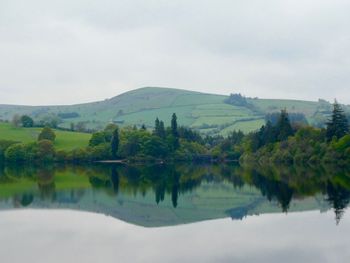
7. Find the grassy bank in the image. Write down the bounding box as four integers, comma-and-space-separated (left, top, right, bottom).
0, 122, 90, 151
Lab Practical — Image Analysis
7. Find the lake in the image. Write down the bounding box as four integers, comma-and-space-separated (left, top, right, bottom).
0, 163, 349, 262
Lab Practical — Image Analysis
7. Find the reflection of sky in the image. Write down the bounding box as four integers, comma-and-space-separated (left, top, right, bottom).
0, 209, 349, 263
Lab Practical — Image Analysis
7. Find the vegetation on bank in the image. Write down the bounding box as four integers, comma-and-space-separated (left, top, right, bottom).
0, 101, 349, 166
239, 101, 350, 166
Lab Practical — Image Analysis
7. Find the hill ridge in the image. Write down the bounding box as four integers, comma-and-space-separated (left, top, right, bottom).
0, 87, 348, 135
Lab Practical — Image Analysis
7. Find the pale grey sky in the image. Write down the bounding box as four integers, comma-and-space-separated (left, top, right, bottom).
1, 0, 350, 105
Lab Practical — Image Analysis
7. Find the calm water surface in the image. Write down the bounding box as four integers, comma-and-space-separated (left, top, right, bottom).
0, 163, 349, 262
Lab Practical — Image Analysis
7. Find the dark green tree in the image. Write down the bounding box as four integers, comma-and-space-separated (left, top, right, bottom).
155, 118, 160, 132
326, 101, 349, 140
144, 136, 169, 158
21, 115, 34, 127
154, 118, 166, 138
38, 127, 56, 142
170, 113, 179, 150
276, 109, 294, 141
171, 113, 178, 137
159, 121, 166, 138
89, 132, 106, 146
111, 127, 119, 159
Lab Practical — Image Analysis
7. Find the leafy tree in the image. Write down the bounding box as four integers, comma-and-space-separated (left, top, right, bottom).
21, 115, 34, 127
37, 140, 55, 162
89, 132, 106, 146
111, 127, 119, 159
144, 136, 169, 158
5, 143, 26, 162
38, 127, 56, 142
326, 101, 349, 140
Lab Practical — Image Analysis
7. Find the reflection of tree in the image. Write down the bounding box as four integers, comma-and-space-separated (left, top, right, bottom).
37, 168, 56, 201
249, 170, 293, 212
326, 181, 350, 225
111, 166, 119, 195
2, 162, 350, 225
21, 194, 34, 207
220, 165, 244, 189
171, 171, 180, 208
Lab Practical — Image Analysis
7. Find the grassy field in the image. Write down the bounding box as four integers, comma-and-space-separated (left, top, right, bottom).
0, 122, 91, 150
0, 87, 348, 135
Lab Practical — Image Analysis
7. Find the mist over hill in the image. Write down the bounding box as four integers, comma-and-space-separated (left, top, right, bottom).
0, 87, 348, 135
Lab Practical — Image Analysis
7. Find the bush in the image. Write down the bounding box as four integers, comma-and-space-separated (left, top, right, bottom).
38, 127, 56, 142
89, 132, 107, 146
5, 143, 26, 162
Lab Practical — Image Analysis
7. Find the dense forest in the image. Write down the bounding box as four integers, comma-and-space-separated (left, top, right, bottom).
0, 101, 349, 166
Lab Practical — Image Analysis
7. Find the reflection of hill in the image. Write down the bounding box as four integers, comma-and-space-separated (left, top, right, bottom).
0, 164, 347, 227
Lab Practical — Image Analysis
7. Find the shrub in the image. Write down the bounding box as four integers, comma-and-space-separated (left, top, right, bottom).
5, 143, 26, 162
38, 127, 56, 142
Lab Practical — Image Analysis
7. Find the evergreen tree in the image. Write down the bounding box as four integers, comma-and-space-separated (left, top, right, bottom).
326, 101, 349, 140
159, 121, 166, 138
111, 127, 119, 159
154, 118, 165, 138
276, 109, 294, 141
171, 113, 178, 137
154, 118, 160, 135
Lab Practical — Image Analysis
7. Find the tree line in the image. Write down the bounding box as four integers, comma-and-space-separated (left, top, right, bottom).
0, 101, 349, 165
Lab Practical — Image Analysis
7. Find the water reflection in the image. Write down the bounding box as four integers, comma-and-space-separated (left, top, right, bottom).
0, 163, 349, 226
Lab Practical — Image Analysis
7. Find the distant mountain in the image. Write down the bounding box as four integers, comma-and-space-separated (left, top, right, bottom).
0, 87, 347, 134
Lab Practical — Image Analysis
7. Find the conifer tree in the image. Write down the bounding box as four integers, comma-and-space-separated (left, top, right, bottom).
326, 101, 349, 140
159, 120, 166, 138
154, 118, 160, 135
154, 118, 165, 138
171, 113, 178, 137
276, 109, 294, 141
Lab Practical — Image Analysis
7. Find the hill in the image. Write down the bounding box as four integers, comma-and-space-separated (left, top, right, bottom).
0, 87, 348, 135
0, 122, 91, 150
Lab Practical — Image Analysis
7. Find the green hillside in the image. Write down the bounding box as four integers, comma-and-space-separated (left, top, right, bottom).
0, 122, 90, 150
0, 87, 348, 135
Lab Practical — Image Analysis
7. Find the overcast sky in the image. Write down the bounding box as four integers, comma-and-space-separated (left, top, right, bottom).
1, 0, 350, 105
